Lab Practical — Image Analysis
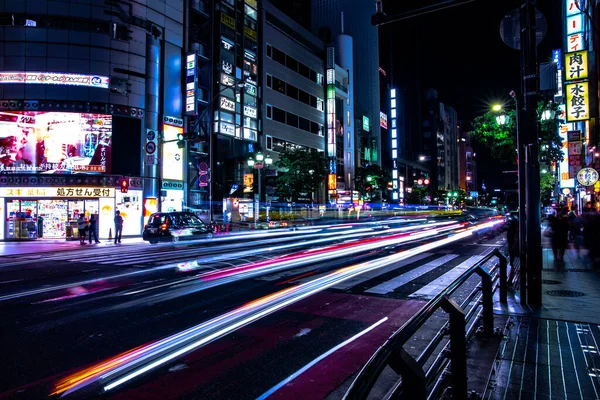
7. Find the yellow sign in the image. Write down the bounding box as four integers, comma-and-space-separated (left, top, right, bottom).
328, 174, 337, 190
244, 26, 257, 41
221, 13, 236, 30
566, 81, 589, 121
244, 173, 254, 193
0, 187, 115, 198
565, 50, 588, 81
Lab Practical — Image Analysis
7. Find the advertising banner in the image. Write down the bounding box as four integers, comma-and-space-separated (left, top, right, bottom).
0, 111, 112, 173
162, 124, 183, 181
0, 72, 109, 88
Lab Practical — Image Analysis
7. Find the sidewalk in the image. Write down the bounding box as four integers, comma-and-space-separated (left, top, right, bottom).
0, 237, 144, 256
483, 239, 600, 398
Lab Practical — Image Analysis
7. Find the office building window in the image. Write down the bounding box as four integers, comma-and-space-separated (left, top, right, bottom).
267, 45, 323, 86
272, 47, 286, 65
266, 105, 323, 136
287, 85, 298, 100
273, 107, 286, 124
273, 77, 285, 94
266, 135, 273, 150
299, 117, 310, 132
287, 113, 298, 128
286, 55, 298, 72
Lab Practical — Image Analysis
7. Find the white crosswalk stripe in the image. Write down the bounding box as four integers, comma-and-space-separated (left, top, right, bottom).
408, 255, 484, 300
365, 254, 460, 295
331, 253, 433, 290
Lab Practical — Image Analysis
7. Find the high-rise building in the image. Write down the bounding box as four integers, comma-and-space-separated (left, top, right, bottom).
311, 0, 381, 169
185, 0, 261, 220
0, 0, 184, 240
261, 0, 327, 203
459, 132, 477, 194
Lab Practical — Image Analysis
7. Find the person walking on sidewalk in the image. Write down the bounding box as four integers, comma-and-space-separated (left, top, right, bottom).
77, 215, 88, 245
114, 210, 123, 244
88, 214, 100, 244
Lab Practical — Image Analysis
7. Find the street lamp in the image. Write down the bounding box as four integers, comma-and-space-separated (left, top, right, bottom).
247, 152, 273, 227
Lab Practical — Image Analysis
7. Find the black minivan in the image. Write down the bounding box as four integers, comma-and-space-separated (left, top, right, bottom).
143, 212, 213, 244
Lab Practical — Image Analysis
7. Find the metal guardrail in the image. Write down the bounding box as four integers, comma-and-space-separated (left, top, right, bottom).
344, 248, 508, 400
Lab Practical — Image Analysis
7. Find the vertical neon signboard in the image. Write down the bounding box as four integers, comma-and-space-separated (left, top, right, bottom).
390, 88, 401, 202
326, 47, 336, 175
186, 52, 197, 115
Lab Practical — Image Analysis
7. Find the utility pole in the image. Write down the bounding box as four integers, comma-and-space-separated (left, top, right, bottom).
521, 0, 542, 306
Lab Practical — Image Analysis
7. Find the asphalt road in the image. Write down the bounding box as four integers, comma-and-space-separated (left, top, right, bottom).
0, 216, 505, 399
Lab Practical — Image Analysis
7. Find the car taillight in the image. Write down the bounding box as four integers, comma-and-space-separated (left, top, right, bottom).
161, 223, 168, 231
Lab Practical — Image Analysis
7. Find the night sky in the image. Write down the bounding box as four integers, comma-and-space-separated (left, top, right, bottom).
381, 0, 562, 190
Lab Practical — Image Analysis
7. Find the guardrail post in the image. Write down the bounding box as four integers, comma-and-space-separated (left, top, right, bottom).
441, 296, 467, 400
388, 345, 427, 399
475, 266, 494, 336
497, 250, 508, 303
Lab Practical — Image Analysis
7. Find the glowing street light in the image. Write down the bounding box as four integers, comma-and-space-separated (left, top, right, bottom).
492, 104, 502, 112
247, 152, 273, 227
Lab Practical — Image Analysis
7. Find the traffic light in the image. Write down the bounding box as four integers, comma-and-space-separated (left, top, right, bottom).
177, 132, 185, 149
120, 177, 129, 193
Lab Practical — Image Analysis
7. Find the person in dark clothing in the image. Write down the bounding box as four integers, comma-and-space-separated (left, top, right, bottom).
88, 214, 100, 244
506, 214, 519, 266
550, 207, 570, 262
506, 214, 519, 284
114, 211, 123, 244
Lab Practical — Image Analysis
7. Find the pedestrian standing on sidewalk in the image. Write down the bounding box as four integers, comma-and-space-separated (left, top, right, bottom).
550, 207, 569, 263
568, 206, 583, 257
88, 214, 100, 244
114, 210, 123, 244
77, 215, 88, 245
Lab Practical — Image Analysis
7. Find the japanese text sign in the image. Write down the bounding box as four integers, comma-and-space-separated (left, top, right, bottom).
565, 50, 588, 81
566, 81, 589, 121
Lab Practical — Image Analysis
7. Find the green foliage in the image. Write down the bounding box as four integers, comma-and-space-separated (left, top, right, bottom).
471, 110, 518, 163
470, 101, 564, 166
274, 149, 328, 202
354, 165, 389, 200
406, 186, 428, 205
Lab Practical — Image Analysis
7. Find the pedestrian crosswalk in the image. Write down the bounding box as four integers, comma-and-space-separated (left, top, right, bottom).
365, 254, 460, 295
408, 255, 484, 300
258, 247, 503, 301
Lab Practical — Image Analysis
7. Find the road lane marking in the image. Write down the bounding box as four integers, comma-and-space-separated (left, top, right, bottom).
256, 317, 389, 400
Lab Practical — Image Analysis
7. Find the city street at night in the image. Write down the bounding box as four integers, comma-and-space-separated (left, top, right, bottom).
0, 216, 504, 399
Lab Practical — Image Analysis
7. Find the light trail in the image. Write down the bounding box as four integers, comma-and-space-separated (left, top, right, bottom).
0, 219, 433, 302
51, 219, 502, 397
256, 317, 389, 399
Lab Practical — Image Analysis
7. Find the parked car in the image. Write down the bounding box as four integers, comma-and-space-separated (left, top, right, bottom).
143, 212, 213, 244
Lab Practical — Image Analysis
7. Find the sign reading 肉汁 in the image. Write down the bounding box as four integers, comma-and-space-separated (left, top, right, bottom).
0, 72, 109, 88
0, 187, 115, 198
564, 50, 588, 81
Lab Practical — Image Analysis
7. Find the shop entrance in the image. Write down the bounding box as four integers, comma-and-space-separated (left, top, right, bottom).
6, 199, 101, 239
38, 200, 68, 238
